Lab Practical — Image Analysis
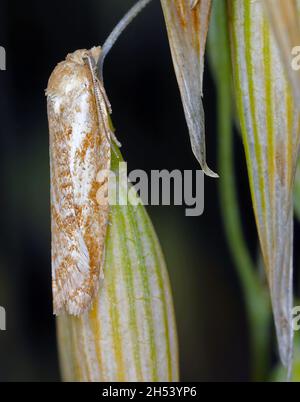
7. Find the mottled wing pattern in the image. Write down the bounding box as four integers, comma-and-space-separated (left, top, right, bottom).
47, 48, 111, 316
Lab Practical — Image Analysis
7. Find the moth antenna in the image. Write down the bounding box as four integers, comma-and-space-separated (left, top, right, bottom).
98, 0, 153, 81
98, 79, 112, 114
95, 77, 122, 148
84, 54, 121, 151
96, 73, 122, 148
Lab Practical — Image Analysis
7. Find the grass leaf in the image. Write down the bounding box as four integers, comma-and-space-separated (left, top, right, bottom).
228, 0, 300, 375
161, 0, 218, 177
56, 149, 179, 382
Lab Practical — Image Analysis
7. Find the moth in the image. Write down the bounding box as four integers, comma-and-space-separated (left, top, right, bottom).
47, 47, 117, 316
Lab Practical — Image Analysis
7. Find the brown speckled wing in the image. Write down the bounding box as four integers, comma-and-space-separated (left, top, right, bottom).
47, 48, 110, 316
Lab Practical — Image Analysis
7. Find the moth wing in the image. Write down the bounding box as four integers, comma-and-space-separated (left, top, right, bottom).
48, 56, 110, 316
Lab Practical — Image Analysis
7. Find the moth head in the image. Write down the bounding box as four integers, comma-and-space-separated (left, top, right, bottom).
89, 46, 102, 64
66, 47, 102, 65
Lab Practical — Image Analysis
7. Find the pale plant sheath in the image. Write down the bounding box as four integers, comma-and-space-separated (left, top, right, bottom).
228, 0, 300, 373
294, 161, 300, 220
56, 151, 179, 382
160, 0, 218, 177
263, 0, 300, 108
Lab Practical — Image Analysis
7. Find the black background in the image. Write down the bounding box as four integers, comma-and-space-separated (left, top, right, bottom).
0, 0, 275, 381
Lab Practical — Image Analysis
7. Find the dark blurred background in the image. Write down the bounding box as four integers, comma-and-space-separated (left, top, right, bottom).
0, 0, 266, 381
